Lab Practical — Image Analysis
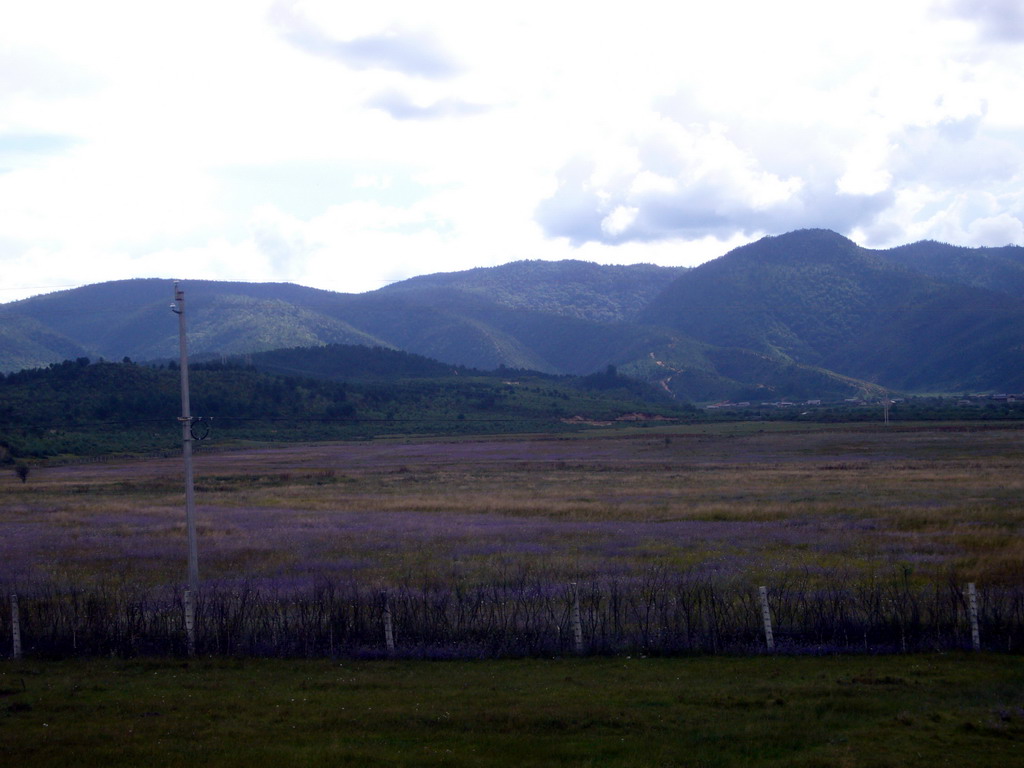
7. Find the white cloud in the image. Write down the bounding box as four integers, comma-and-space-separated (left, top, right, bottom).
364, 88, 489, 120
967, 213, 1024, 245
937, 0, 1024, 42
268, 0, 463, 78
352, 174, 393, 190
926, 191, 1024, 246
535, 119, 884, 244
601, 206, 639, 238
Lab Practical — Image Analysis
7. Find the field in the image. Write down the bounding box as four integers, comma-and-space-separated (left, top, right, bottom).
3, 421, 1024, 764
7, 421, 1024, 585
2, 654, 1024, 767
3, 421, 1024, 656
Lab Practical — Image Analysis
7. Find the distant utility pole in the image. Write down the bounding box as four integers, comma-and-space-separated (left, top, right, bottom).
171, 282, 200, 593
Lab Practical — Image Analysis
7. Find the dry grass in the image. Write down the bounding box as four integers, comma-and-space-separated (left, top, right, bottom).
4, 423, 1024, 587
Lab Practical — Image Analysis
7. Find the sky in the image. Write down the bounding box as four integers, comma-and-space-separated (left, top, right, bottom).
2, 0, 1024, 302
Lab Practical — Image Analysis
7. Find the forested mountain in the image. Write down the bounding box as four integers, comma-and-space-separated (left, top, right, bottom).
244, 343, 466, 380
639, 230, 1024, 393
0, 314, 88, 374
877, 240, 1024, 299
3, 231, 1024, 399
0, 279, 387, 365
375, 259, 684, 322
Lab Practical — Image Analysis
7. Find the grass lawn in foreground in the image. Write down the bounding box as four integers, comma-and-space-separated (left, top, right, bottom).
2, 654, 1022, 767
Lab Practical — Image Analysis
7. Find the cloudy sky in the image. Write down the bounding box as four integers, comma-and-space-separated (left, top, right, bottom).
2, 0, 1023, 302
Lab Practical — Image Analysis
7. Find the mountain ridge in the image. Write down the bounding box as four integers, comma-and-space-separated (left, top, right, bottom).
3, 230, 1023, 399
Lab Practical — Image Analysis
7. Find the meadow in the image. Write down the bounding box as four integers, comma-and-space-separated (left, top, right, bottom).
3, 421, 1024, 657
2, 654, 1023, 767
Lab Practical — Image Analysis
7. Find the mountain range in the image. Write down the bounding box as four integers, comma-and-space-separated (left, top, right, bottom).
3, 229, 1024, 401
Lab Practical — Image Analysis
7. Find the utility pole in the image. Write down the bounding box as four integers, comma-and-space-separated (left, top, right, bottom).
171, 282, 200, 593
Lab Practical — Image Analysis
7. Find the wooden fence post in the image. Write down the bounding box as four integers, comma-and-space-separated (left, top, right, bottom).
184, 589, 195, 657
570, 583, 584, 654
759, 586, 775, 651
10, 594, 22, 660
968, 582, 980, 651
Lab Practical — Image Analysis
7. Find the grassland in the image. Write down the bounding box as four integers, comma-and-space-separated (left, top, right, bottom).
5, 421, 1024, 588
2, 654, 1023, 767
3, 422, 1024, 764
2, 421, 1023, 657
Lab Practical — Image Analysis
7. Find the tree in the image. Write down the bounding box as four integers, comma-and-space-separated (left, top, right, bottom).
15, 464, 29, 483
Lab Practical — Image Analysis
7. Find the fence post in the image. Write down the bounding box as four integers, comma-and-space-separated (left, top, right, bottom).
570, 583, 584, 654
10, 594, 22, 660
968, 582, 980, 651
184, 588, 195, 657
759, 586, 775, 651
382, 593, 395, 654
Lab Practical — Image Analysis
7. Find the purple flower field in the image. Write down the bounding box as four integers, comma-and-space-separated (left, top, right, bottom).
4, 424, 1024, 656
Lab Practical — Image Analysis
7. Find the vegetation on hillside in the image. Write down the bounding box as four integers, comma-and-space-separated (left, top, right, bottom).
639, 229, 1024, 392
4, 231, 1024, 397
880, 239, 1024, 298
0, 353, 690, 459
376, 258, 685, 321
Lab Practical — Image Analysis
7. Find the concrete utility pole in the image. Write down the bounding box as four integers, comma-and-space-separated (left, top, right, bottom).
968, 582, 981, 651
759, 586, 775, 651
172, 282, 200, 593
9, 593, 20, 663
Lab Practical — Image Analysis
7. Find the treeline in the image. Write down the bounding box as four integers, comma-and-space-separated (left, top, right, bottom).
4, 354, 1022, 462
0, 356, 692, 460
0, 357, 354, 428
235, 343, 469, 380
705, 397, 1024, 424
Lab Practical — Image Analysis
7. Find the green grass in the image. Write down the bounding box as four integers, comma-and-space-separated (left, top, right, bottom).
2, 655, 1023, 767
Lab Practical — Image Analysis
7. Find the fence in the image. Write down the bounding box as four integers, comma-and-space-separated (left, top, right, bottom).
4, 572, 1022, 659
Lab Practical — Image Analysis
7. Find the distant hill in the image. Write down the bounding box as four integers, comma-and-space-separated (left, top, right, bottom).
0, 279, 386, 366
639, 229, 1024, 393
640, 230, 919, 362
0, 315, 88, 373
241, 343, 467, 380
375, 259, 685, 322
3, 232, 1024, 399
877, 241, 1024, 299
